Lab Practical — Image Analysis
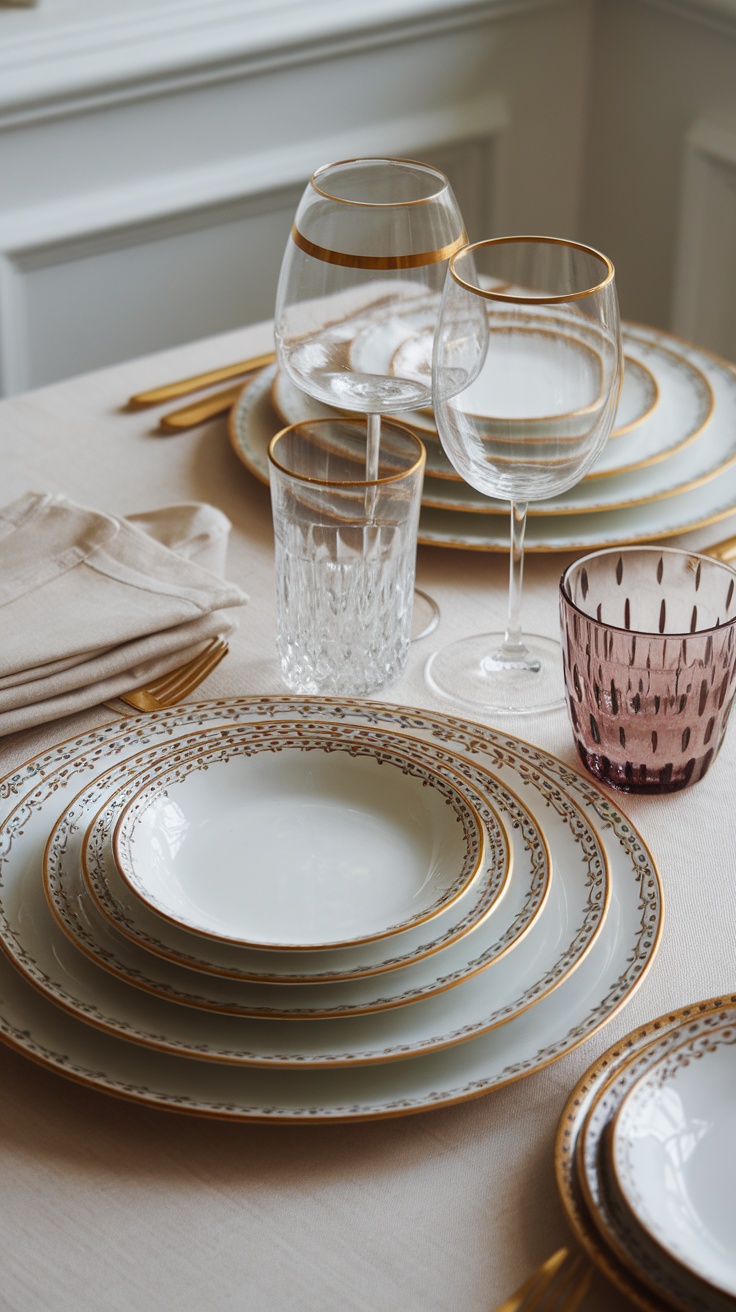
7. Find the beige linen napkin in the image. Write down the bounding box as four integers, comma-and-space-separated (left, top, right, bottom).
0, 492, 247, 734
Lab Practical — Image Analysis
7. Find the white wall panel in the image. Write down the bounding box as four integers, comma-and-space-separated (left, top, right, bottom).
0, 108, 505, 391
0, 0, 590, 393
672, 118, 736, 361
581, 0, 736, 354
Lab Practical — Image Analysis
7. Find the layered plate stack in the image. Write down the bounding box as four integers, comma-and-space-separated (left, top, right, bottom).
229, 322, 736, 552
556, 994, 736, 1310
0, 695, 662, 1121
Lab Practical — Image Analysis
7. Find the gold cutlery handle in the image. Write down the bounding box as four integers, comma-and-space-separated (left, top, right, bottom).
706, 533, 736, 563
158, 384, 246, 431
128, 351, 275, 407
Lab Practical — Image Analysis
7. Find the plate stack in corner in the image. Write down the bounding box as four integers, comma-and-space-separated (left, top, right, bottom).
0, 695, 662, 1121
556, 994, 736, 1310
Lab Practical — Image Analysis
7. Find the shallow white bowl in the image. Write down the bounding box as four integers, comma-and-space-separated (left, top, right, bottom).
112, 732, 484, 951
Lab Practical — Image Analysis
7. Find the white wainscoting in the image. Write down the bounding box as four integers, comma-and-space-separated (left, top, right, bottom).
5, 0, 736, 394
0, 96, 506, 394
0, 0, 593, 395
672, 118, 736, 363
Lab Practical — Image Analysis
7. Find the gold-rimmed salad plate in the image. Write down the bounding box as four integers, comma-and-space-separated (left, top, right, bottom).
610, 1013, 736, 1306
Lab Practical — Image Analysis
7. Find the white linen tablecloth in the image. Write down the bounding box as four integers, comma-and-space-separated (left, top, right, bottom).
0, 319, 734, 1312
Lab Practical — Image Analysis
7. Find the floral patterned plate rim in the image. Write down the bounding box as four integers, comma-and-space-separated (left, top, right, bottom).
44, 719, 558, 1018
24, 717, 606, 1065
0, 695, 661, 1119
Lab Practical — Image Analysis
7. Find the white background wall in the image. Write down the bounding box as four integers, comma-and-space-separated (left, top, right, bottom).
0, 0, 735, 394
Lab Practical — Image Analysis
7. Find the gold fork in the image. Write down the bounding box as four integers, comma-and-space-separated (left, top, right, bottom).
493, 1249, 592, 1312
106, 636, 229, 714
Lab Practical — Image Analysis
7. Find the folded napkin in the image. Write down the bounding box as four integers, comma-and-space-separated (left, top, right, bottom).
0, 492, 247, 735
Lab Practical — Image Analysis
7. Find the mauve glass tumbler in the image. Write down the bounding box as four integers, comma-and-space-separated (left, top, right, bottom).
559, 546, 736, 793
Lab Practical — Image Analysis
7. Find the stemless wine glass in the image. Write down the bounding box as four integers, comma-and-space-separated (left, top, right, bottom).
274, 157, 467, 481
426, 235, 622, 714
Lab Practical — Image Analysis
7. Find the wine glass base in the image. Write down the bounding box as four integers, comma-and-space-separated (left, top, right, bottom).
425, 632, 565, 715
411, 589, 440, 642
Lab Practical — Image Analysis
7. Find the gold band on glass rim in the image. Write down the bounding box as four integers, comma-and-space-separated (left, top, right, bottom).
291, 225, 467, 271
268, 418, 425, 487
450, 235, 616, 303
310, 156, 454, 208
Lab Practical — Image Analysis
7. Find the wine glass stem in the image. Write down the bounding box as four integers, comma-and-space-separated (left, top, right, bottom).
365, 412, 381, 520
366, 413, 381, 482
501, 500, 533, 662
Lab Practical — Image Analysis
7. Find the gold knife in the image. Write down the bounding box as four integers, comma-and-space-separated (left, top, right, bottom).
128, 350, 276, 408
158, 384, 247, 432
705, 533, 736, 563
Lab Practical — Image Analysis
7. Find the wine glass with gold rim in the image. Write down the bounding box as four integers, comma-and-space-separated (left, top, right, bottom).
426, 235, 622, 714
275, 157, 466, 469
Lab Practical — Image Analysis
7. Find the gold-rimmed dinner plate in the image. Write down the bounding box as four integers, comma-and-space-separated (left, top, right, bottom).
270, 347, 667, 483
354, 302, 660, 445
555, 995, 736, 1312
1, 697, 660, 1119
111, 728, 487, 952
270, 322, 713, 484
36, 712, 608, 1061
280, 324, 723, 515
229, 330, 736, 551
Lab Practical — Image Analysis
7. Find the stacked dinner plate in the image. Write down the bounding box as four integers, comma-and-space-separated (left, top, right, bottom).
0, 695, 662, 1121
228, 321, 736, 552
556, 993, 736, 1310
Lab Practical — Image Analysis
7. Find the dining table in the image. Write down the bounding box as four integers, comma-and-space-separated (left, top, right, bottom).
1, 315, 734, 1312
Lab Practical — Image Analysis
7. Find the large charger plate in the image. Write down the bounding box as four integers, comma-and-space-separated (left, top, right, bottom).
0, 697, 660, 1119
230, 332, 736, 551
272, 325, 713, 484
23, 719, 607, 1064
44, 722, 556, 1017
284, 324, 733, 513
555, 995, 736, 1312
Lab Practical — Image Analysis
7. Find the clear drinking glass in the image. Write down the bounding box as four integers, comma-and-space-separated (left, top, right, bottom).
560, 545, 736, 793
426, 236, 622, 714
274, 157, 467, 482
268, 417, 425, 696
